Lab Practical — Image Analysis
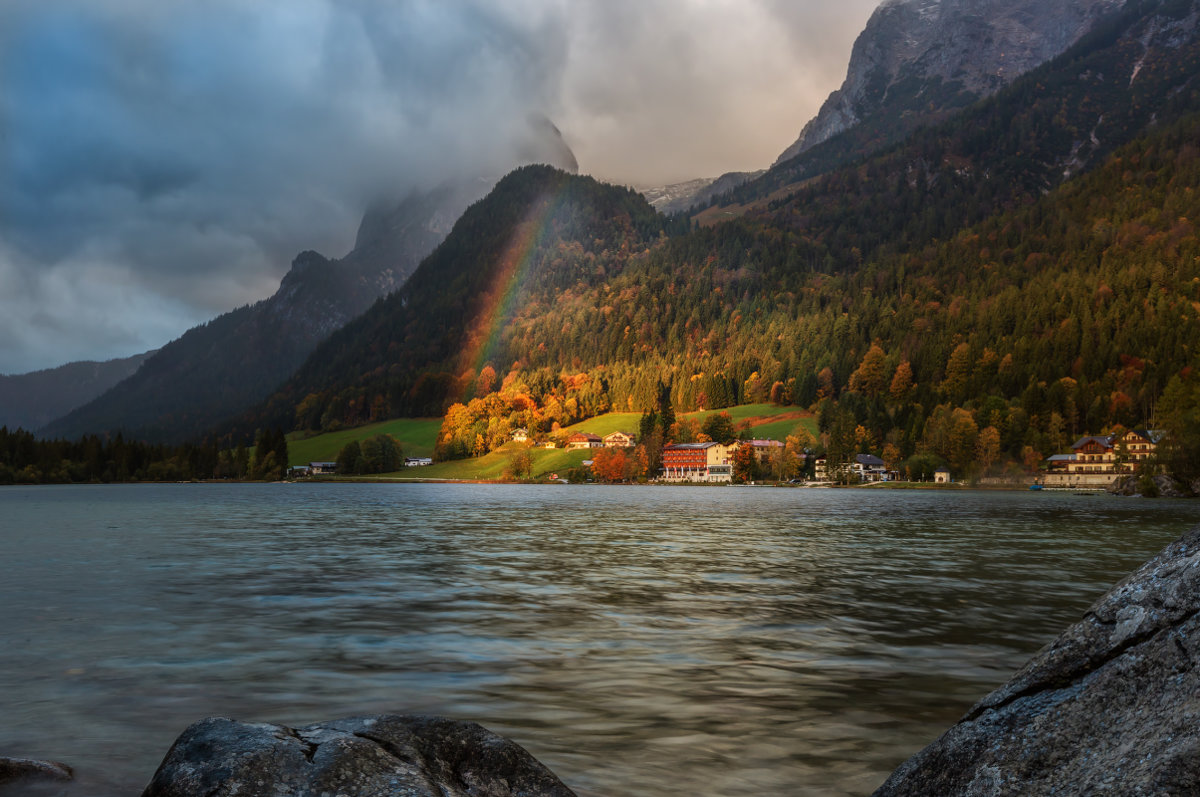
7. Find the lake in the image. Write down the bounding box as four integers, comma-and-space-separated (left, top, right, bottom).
0, 484, 1196, 795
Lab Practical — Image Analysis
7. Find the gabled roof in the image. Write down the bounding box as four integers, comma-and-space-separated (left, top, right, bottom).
1129, 429, 1167, 443
1071, 435, 1113, 450
856, 453, 885, 466
1047, 454, 1076, 462
746, 438, 783, 447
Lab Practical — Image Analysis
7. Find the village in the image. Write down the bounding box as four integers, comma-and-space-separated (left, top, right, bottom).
288, 418, 1168, 489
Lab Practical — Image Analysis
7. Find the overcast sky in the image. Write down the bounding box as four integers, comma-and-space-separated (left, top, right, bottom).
0, 0, 879, 374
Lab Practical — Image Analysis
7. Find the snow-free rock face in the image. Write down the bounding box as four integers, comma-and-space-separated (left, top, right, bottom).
141, 715, 576, 797
874, 525, 1200, 795
776, 0, 1123, 165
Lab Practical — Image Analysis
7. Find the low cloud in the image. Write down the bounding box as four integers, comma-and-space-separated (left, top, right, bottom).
0, 0, 877, 374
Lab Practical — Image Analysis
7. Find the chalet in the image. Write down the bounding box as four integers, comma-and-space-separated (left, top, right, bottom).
404, 457, 433, 467
1040, 429, 1166, 487
661, 442, 734, 483
854, 453, 888, 481
512, 428, 530, 443
566, 432, 603, 450
603, 431, 636, 448
287, 465, 312, 478
934, 467, 951, 484
309, 461, 338, 475
815, 453, 886, 482
1118, 429, 1165, 464
1068, 435, 1116, 473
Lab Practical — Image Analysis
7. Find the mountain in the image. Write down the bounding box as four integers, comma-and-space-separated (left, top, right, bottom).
240, 165, 668, 436
0, 352, 154, 433
774, 0, 1123, 167
712, 0, 1200, 232
639, 170, 765, 215
41, 119, 578, 443
239, 0, 1200, 476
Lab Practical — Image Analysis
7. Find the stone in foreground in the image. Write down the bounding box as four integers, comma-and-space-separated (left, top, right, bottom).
875, 526, 1200, 795
0, 757, 73, 795
141, 714, 576, 797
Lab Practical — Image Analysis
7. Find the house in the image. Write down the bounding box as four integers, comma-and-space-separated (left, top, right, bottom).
287, 465, 312, 478
512, 428, 530, 443
542, 441, 557, 449
603, 431, 636, 448
815, 453, 886, 482
566, 432, 603, 450
934, 467, 951, 484
404, 457, 433, 467
309, 461, 338, 475
853, 453, 888, 481
1067, 435, 1116, 474
745, 439, 784, 463
661, 442, 734, 483
1045, 454, 1076, 472
1117, 429, 1165, 465
1040, 429, 1166, 487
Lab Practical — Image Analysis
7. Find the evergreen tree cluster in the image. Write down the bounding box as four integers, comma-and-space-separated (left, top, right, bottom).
0, 426, 288, 484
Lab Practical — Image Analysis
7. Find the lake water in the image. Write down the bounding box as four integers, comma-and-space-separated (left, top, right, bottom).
0, 484, 1196, 796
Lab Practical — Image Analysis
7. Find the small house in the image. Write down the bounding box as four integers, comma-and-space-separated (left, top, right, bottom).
566, 432, 603, 450
603, 431, 636, 448
512, 428, 530, 443
934, 468, 951, 484
310, 461, 338, 475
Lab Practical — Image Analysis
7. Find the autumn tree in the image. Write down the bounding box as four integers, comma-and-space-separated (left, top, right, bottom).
732, 443, 757, 483
848, 343, 889, 398
976, 426, 1001, 475
941, 343, 972, 402
701, 411, 737, 445
889, 361, 914, 403
591, 448, 627, 482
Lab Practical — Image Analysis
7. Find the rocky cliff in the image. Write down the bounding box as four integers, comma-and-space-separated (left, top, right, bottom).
776, 0, 1123, 165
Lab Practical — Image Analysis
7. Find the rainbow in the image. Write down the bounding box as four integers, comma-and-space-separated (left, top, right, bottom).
452, 186, 566, 400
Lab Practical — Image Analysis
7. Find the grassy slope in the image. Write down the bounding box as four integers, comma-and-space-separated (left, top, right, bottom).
382, 443, 592, 481
684, 404, 817, 440
287, 418, 442, 465
357, 404, 816, 480
296, 404, 815, 478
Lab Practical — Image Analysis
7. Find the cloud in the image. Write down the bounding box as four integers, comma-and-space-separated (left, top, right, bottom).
0, 0, 878, 374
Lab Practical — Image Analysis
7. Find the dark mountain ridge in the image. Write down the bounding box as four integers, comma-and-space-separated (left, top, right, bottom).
0, 352, 154, 433
41, 120, 578, 443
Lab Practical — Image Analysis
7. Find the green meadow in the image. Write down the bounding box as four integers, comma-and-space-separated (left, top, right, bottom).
287, 418, 441, 466
291, 404, 815, 480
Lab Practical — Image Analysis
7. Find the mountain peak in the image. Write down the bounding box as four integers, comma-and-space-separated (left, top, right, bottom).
775, 0, 1124, 165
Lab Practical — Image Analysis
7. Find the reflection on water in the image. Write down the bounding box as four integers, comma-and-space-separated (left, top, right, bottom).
0, 484, 1195, 796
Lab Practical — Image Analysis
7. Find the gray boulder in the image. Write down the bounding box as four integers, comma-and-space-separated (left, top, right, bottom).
0, 757, 73, 795
875, 526, 1200, 795
141, 714, 576, 797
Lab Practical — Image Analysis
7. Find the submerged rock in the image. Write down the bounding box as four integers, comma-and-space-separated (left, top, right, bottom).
0, 757, 73, 794
141, 714, 576, 797
875, 526, 1200, 795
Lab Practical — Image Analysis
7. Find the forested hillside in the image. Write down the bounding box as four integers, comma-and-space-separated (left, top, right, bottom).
237, 166, 672, 438
177, 0, 1194, 487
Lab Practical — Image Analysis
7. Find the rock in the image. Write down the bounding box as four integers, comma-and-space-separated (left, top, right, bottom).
874, 526, 1200, 795
776, 0, 1123, 165
0, 757, 73, 794
1108, 473, 1192, 498
141, 714, 576, 797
